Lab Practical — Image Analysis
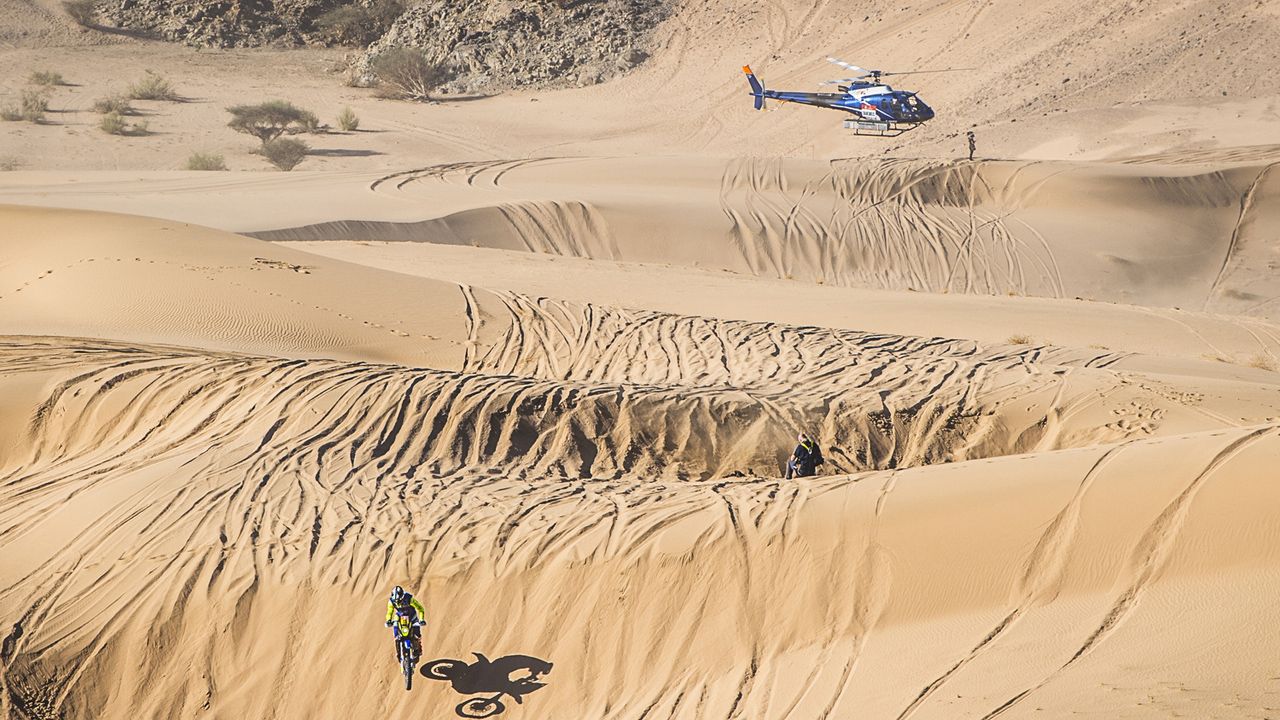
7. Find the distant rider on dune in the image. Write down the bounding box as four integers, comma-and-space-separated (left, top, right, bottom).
785, 432, 824, 479
385, 585, 426, 661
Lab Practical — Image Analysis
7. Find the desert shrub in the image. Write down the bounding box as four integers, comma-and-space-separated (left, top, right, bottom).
316, 0, 404, 46
1006, 333, 1032, 345
29, 70, 66, 86
91, 94, 133, 114
0, 156, 21, 171
337, 106, 359, 131
296, 109, 324, 134
99, 111, 148, 135
63, 0, 97, 26
227, 100, 316, 143
0, 105, 20, 121
257, 137, 308, 171
1248, 353, 1276, 372
19, 90, 48, 122
128, 71, 179, 101
371, 47, 451, 102
185, 152, 228, 171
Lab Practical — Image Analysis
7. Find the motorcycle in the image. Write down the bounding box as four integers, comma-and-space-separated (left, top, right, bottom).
392, 615, 420, 691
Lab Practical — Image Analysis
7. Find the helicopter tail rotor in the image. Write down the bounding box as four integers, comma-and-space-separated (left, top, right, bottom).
742, 65, 766, 110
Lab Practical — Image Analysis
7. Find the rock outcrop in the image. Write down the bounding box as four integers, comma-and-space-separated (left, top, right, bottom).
360, 0, 670, 92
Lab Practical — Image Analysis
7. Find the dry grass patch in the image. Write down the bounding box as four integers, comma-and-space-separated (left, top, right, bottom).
1248, 354, 1277, 372
184, 152, 228, 171
1006, 333, 1033, 345
129, 71, 180, 101
91, 95, 133, 115
99, 112, 148, 136
29, 71, 67, 87
337, 106, 359, 131
0, 156, 21, 171
2, 91, 49, 123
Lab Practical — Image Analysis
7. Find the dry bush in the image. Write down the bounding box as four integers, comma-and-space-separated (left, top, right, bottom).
63, 0, 97, 26
1006, 333, 1033, 345
371, 47, 451, 101
227, 100, 315, 143
337, 106, 359, 131
0, 156, 21, 171
295, 109, 324, 134
316, 0, 404, 46
91, 95, 133, 114
1248, 354, 1277, 372
185, 152, 227, 171
99, 111, 148, 136
12, 91, 49, 122
256, 137, 309, 171
129, 71, 179, 101
29, 70, 66, 86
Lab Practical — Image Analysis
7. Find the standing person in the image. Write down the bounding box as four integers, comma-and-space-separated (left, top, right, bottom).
785, 432, 824, 479
385, 585, 426, 661
967, 131, 976, 161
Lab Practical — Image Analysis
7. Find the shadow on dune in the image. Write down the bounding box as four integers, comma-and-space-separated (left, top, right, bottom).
421, 653, 552, 717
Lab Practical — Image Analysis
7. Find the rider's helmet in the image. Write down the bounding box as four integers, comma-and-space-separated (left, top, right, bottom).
390, 585, 406, 606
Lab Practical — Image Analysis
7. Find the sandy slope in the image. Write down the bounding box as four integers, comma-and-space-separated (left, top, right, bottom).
3, 337, 1280, 719
3, 0, 1280, 719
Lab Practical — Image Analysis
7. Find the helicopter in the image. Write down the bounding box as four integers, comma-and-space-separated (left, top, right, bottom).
742, 57, 957, 136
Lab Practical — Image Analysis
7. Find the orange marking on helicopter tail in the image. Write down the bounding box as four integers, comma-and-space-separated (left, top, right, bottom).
743, 66, 753, 75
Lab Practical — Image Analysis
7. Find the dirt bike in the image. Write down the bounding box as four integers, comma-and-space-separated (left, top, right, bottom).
392, 615, 420, 691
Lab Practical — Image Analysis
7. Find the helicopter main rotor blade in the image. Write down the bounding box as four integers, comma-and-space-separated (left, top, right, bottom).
878, 67, 975, 77
825, 57, 872, 77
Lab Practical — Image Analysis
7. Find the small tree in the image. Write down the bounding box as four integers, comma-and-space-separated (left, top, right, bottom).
185, 152, 228, 171
227, 100, 315, 143
372, 47, 451, 102
258, 138, 308, 171
63, 0, 97, 26
337, 106, 359, 131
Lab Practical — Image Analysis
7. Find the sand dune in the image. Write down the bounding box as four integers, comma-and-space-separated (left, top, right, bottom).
4, 0, 1280, 718
3, 337, 1280, 719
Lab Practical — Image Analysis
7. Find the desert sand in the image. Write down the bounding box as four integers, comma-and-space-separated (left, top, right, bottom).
4, 1, 1280, 719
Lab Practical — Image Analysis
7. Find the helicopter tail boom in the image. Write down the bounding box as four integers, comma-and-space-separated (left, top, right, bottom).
742, 66, 765, 110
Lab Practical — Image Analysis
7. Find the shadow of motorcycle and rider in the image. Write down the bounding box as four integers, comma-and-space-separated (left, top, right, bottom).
420, 652, 553, 718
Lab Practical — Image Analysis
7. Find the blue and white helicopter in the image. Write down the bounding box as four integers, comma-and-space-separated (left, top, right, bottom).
743, 57, 956, 136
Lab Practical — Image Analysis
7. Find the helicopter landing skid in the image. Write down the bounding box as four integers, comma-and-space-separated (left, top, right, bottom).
842, 119, 920, 137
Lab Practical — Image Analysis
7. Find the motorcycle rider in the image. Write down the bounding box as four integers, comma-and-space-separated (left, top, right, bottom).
785, 432, 824, 479
385, 585, 426, 661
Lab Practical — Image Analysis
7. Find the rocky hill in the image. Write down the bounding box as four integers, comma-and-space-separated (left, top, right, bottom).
94, 0, 670, 91
360, 0, 670, 92
97, 0, 338, 47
